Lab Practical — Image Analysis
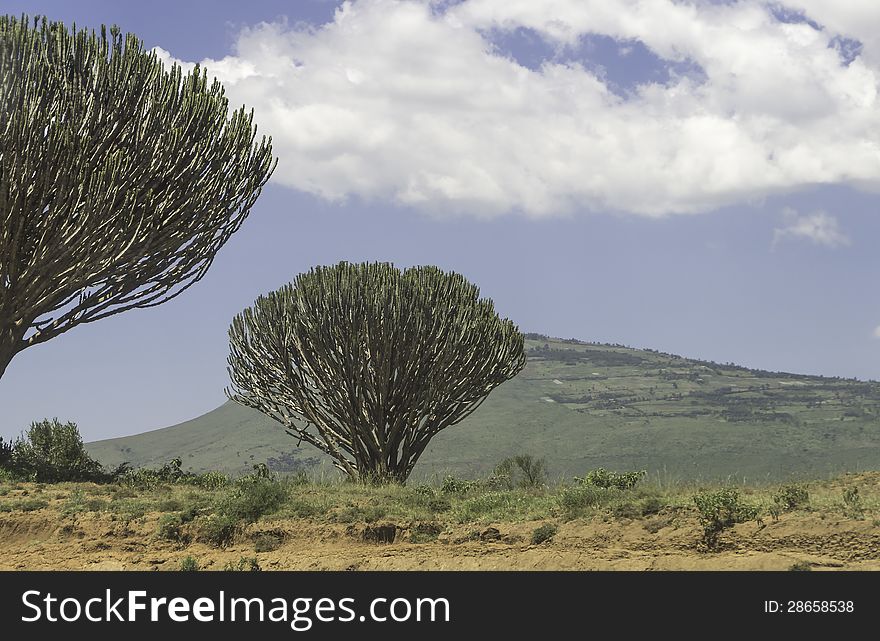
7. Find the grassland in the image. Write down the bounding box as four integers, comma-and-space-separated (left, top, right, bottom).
86, 335, 880, 482
1, 470, 878, 570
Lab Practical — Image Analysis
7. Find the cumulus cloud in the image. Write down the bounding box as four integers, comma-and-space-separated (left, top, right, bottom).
772, 207, 850, 248
153, 0, 880, 217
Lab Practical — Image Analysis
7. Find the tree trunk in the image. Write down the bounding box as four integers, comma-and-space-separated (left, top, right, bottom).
0, 339, 18, 382
355, 458, 408, 485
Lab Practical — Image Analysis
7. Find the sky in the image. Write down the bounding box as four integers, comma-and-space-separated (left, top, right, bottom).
3, 0, 880, 442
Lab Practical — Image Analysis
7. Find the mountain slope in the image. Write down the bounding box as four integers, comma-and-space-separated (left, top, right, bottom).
86, 335, 880, 481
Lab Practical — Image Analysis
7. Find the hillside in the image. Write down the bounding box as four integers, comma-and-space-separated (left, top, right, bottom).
86, 336, 880, 481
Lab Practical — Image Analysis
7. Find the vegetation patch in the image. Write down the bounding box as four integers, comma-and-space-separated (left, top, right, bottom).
770, 484, 810, 520
842, 486, 864, 519
576, 468, 646, 490
223, 556, 262, 572
408, 522, 442, 544
0, 498, 49, 512
693, 488, 760, 550
531, 523, 558, 545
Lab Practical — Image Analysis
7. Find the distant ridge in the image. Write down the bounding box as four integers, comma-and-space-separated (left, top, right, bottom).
87, 335, 880, 481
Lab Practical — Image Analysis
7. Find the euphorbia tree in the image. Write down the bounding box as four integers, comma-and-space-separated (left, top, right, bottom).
0, 15, 276, 379
226, 262, 526, 483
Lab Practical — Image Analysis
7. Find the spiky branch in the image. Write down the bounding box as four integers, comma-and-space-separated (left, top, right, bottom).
0, 15, 276, 379
226, 262, 526, 483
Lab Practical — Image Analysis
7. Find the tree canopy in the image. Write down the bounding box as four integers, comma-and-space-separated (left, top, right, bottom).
0, 15, 276, 379
227, 262, 526, 483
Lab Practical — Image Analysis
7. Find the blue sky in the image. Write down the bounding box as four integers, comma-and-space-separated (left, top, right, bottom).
3, 0, 880, 441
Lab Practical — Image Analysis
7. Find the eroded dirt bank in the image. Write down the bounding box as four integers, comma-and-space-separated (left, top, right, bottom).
1, 508, 878, 571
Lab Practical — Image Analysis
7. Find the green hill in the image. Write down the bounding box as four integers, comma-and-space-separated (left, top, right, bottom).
86, 335, 880, 482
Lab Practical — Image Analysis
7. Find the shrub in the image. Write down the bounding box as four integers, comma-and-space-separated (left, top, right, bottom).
157, 514, 185, 542
223, 556, 262, 572
0, 498, 49, 512
190, 471, 229, 490
217, 475, 287, 523
7, 419, 116, 482
179, 556, 200, 572
772, 484, 809, 513
842, 486, 864, 519
453, 492, 510, 522
330, 504, 387, 524
408, 522, 442, 543
576, 468, 646, 490
198, 471, 288, 548
413, 484, 435, 498
131, 460, 214, 487
119, 458, 228, 490
558, 484, 614, 518
158, 498, 184, 513
254, 534, 282, 553
0, 437, 13, 469
198, 513, 240, 547
426, 496, 452, 513
693, 488, 760, 549
531, 523, 557, 544
440, 475, 480, 494
493, 454, 547, 490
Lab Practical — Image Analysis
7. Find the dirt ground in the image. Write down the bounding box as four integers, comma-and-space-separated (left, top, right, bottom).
1, 507, 878, 571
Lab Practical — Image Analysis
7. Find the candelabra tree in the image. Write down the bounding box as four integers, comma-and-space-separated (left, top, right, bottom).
0, 14, 276, 380
227, 262, 526, 484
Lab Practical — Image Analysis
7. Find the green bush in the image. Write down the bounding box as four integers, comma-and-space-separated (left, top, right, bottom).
217, 475, 287, 523
190, 471, 230, 490
412, 484, 435, 498
157, 514, 185, 542
197, 471, 288, 547
398, 486, 451, 514
531, 523, 557, 544
330, 504, 387, 524
0, 437, 13, 469
453, 492, 516, 522
408, 522, 442, 543
440, 475, 480, 494
198, 513, 240, 547
842, 486, 864, 519
223, 556, 262, 571
0, 498, 49, 512
119, 458, 229, 490
6, 419, 118, 483
179, 556, 200, 572
558, 484, 614, 518
772, 484, 809, 513
693, 488, 759, 549
493, 454, 547, 490
576, 468, 646, 490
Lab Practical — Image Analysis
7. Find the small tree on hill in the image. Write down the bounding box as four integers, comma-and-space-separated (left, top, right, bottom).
10, 418, 108, 482
0, 15, 276, 380
226, 262, 526, 484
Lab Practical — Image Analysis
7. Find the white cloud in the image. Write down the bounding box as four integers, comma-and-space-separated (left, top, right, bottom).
873, 325, 880, 339
153, 0, 880, 217
772, 207, 850, 248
